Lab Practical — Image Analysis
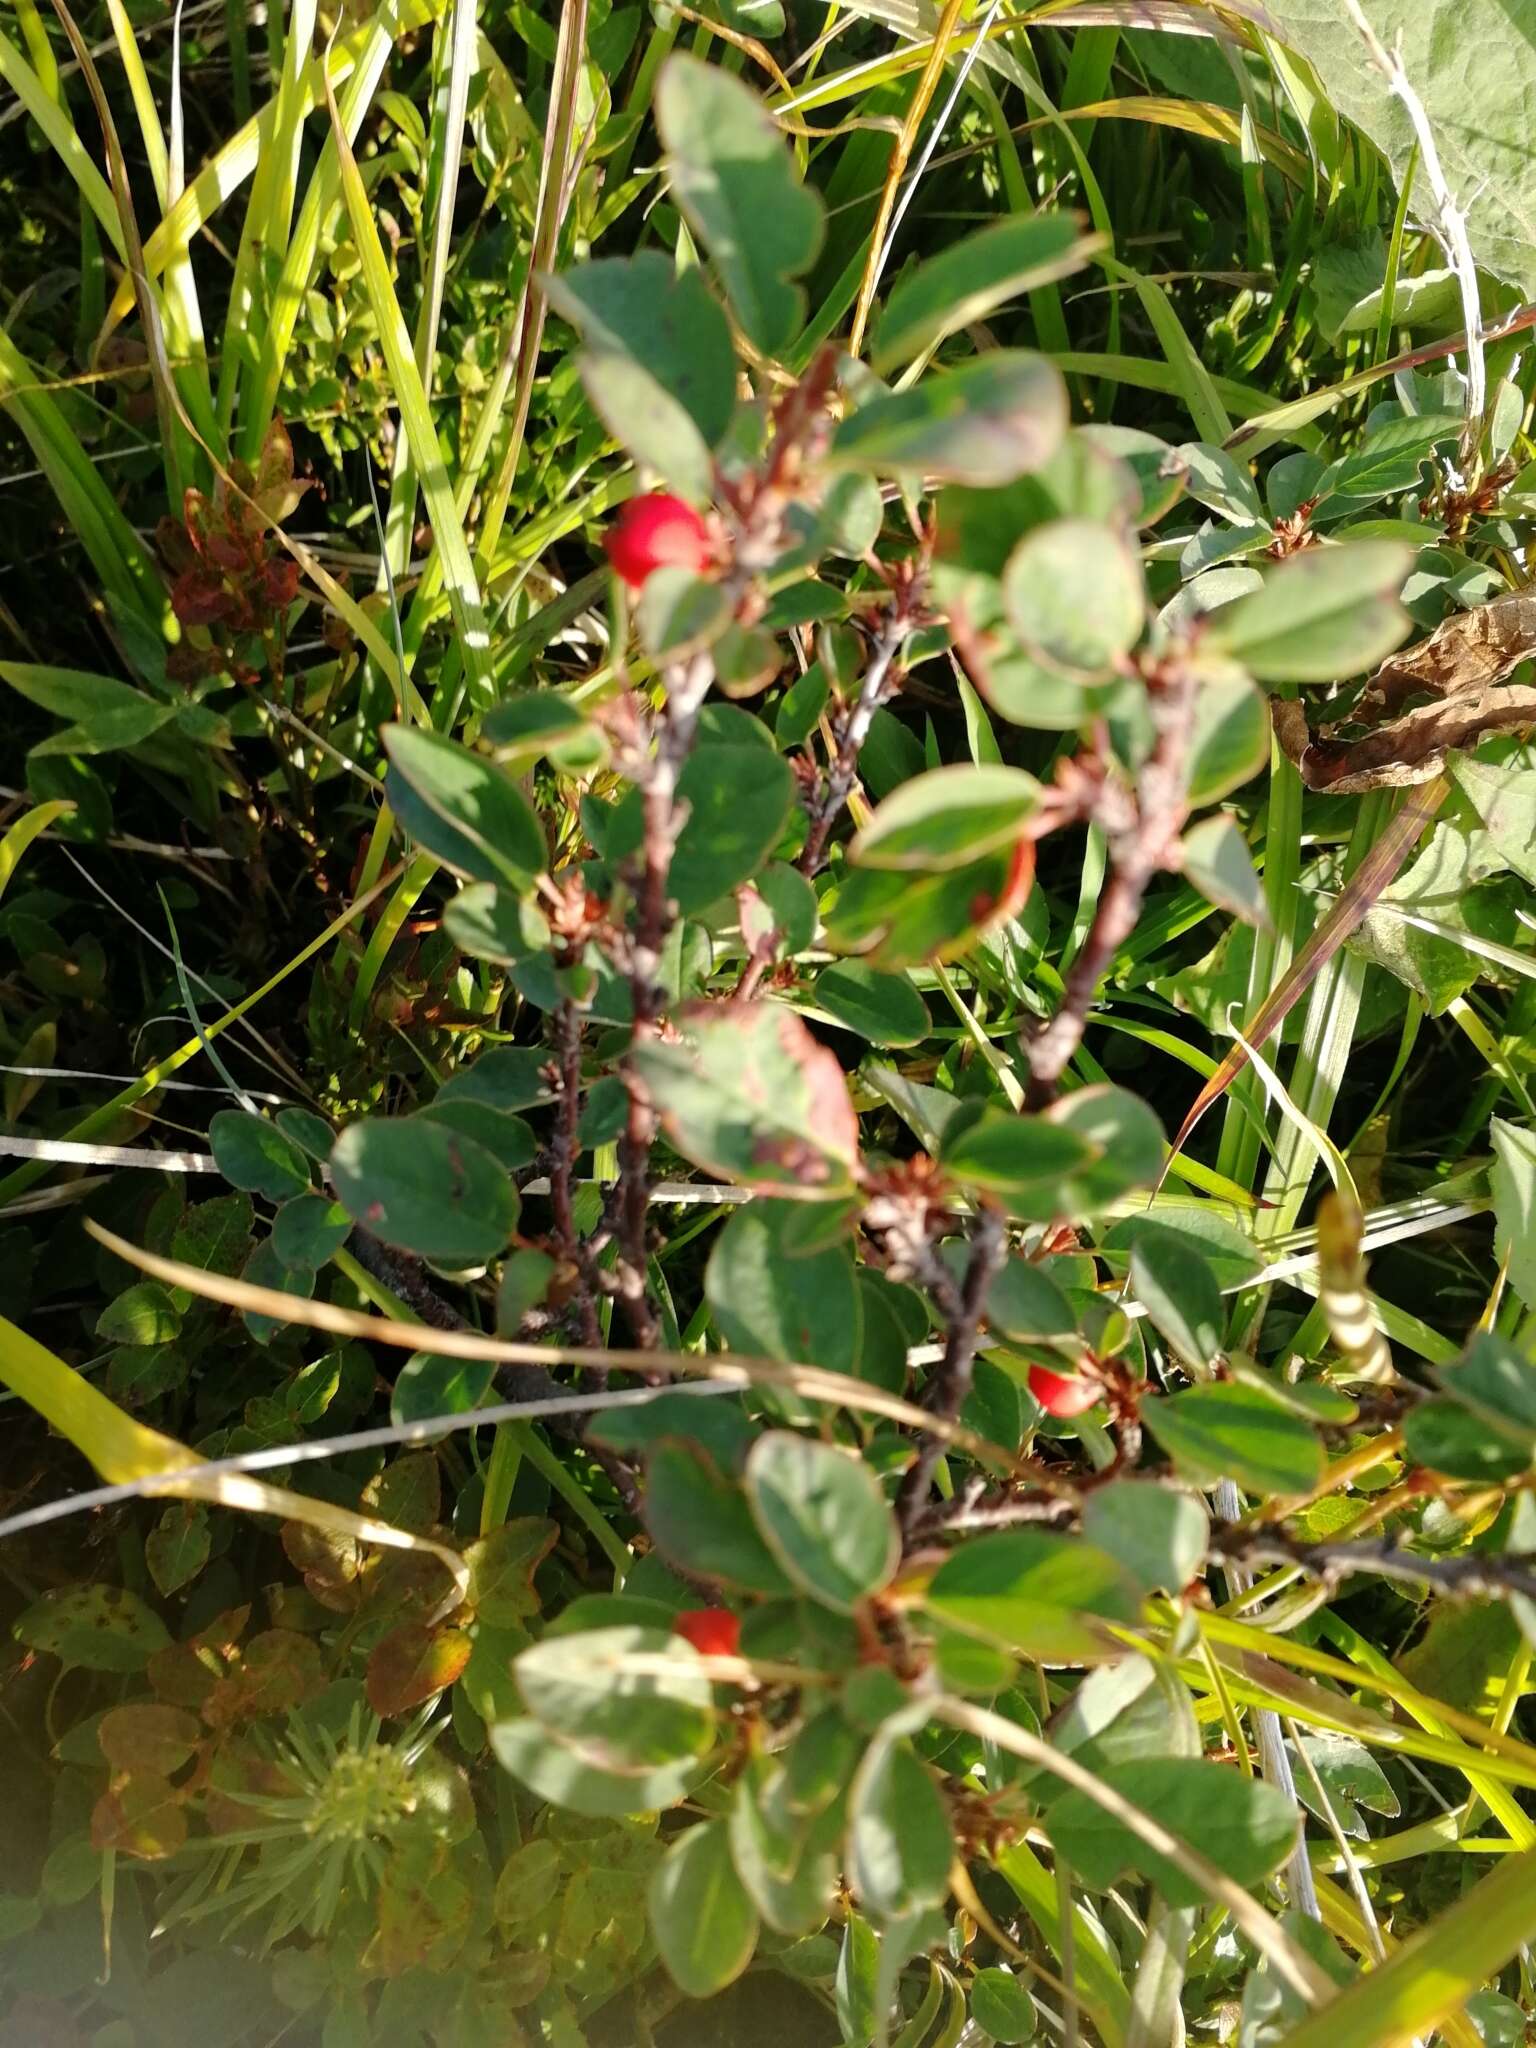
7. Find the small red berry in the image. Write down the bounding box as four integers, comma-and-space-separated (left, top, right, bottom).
604, 493, 710, 590
1028, 1364, 1102, 1419
672, 1608, 741, 1658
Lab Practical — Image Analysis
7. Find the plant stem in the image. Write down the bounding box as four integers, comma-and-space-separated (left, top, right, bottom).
897, 1203, 1006, 1533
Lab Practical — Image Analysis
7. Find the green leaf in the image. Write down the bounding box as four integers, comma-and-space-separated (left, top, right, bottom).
580, 350, 715, 503
872, 215, 1088, 375
634, 1000, 860, 1198
588, 1389, 759, 1469
1203, 542, 1412, 682
1185, 663, 1271, 804
1016, 1085, 1165, 1222
1101, 1213, 1264, 1296
743, 1432, 898, 1611
548, 251, 737, 446
0, 662, 175, 754
1002, 520, 1145, 679
811, 962, 929, 1047
1180, 814, 1269, 926
1491, 1118, 1536, 1308
940, 1106, 1101, 1206
271, 1194, 352, 1269
383, 726, 546, 887
971, 1968, 1037, 2043
439, 1046, 554, 1113
1177, 441, 1267, 527
15, 1584, 170, 1672
515, 1625, 715, 1772
97, 1282, 182, 1347
852, 764, 1040, 872
1316, 412, 1460, 505
926, 1529, 1138, 1659
848, 1733, 956, 1918
635, 567, 732, 664
654, 55, 822, 356
331, 1113, 519, 1263
209, 1110, 312, 1201
644, 1441, 795, 1594
1403, 1396, 1533, 1482
649, 1819, 760, 1997
467, 1518, 559, 1625
729, 1769, 839, 1936
1047, 1759, 1298, 1907
483, 694, 607, 777
418, 1099, 537, 1174
1082, 1481, 1209, 1598
824, 840, 1035, 967
1436, 1331, 1536, 1446
1143, 1383, 1323, 1495
706, 1200, 862, 1375
391, 1349, 495, 1424
609, 744, 794, 913
491, 1717, 704, 1817
832, 354, 1068, 486
986, 1257, 1078, 1343
1129, 1224, 1224, 1369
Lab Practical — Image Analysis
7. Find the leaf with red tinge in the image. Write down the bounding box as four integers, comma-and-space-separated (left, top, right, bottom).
98, 1703, 201, 1776
367, 1621, 473, 1716
92, 1772, 188, 1859
633, 1001, 861, 1199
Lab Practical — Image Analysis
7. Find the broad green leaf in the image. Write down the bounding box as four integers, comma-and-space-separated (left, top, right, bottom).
926, 1529, 1138, 1660
649, 1819, 760, 1997
1185, 663, 1270, 804
729, 1769, 839, 1936
331, 1113, 518, 1262
1264, 1, 1536, 300
515, 1625, 714, 1772
466, 1518, 560, 1625
644, 1442, 795, 1594
390, 1349, 495, 1424
418, 1099, 538, 1173
851, 764, 1040, 872
655, 55, 822, 355
824, 840, 1036, 966
940, 1107, 1101, 1205
1016, 1086, 1165, 1222
1180, 813, 1269, 926
491, 1716, 704, 1817
744, 1432, 898, 1611
0, 663, 175, 754
1047, 1759, 1297, 1907
706, 1201, 861, 1374
1143, 1382, 1323, 1495
1003, 520, 1145, 679
15, 1585, 170, 1673
209, 1110, 312, 1202
580, 350, 715, 503
97, 1282, 182, 1348
609, 744, 794, 913
383, 726, 546, 887
1491, 1118, 1536, 1307
832, 353, 1068, 486
986, 1257, 1078, 1343
971, 1969, 1037, 2043
548, 251, 737, 446
811, 962, 930, 1047
848, 1734, 955, 1918
1176, 442, 1267, 527
634, 1000, 860, 1198
1402, 1395, 1533, 1482
1101, 1213, 1263, 1296
588, 1390, 759, 1469
1316, 411, 1460, 505
271, 1194, 352, 1269
483, 693, 607, 775
1289, 1732, 1399, 1827
438, 1046, 554, 1112
872, 214, 1088, 374
1129, 1224, 1224, 1369
635, 567, 732, 664
1435, 1331, 1536, 1446
366, 1621, 472, 1716
1203, 542, 1412, 682
1082, 1481, 1209, 1598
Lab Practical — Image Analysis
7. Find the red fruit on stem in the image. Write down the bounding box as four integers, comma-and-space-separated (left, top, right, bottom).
672, 1608, 741, 1658
604, 493, 709, 590
1027, 1364, 1102, 1418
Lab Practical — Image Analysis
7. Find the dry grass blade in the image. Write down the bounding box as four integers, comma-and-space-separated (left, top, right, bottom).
1165, 776, 1447, 1166
82, 1220, 1022, 1473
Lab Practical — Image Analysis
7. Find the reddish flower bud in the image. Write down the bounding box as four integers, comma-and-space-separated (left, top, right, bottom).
1027, 1364, 1102, 1418
604, 493, 709, 590
672, 1608, 741, 1658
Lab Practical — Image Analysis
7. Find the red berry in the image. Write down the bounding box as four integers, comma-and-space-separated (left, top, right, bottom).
1028, 1364, 1102, 1418
604, 493, 710, 590
672, 1608, 741, 1658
